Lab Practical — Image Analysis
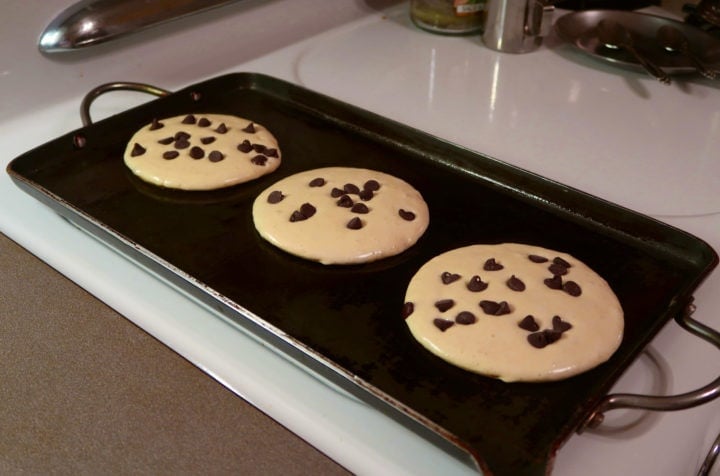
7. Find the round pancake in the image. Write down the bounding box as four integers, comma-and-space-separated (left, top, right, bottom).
252, 167, 429, 265
124, 113, 281, 190
403, 243, 624, 382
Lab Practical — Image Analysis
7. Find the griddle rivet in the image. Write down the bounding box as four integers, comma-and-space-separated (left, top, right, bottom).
190, 91, 202, 102
72, 134, 87, 149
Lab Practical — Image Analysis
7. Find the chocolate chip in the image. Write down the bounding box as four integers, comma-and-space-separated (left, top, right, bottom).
506, 275, 526, 291
289, 211, 305, 222
433, 318, 454, 332
174, 139, 190, 149
479, 300, 499, 315
264, 148, 279, 158
346, 217, 363, 230
208, 151, 224, 162
359, 189, 374, 201
251, 155, 268, 166
267, 190, 285, 204
402, 302, 414, 319
548, 262, 569, 276
149, 118, 164, 130
544, 329, 562, 344
398, 209, 416, 221
181, 114, 196, 124
496, 301, 511, 315
198, 117, 211, 127
527, 332, 545, 348
483, 258, 504, 271
215, 123, 228, 134
528, 330, 562, 349
309, 178, 326, 187
289, 203, 316, 222
544, 275, 563, 290
364, 179, 380, 191
554, 257, 572, 268
243, 122, 256, 133
300, 203, 316, 218
344, 183, 360, 194
441, 272, 461, 284
549, 257, 572, 276
158, 136, 174, 145
563, 281, 582, 297
351, 203, 369, 214
174, 131, 191, 141
163, 150, 179, 160
552, 315, 572, 332
479, 300, 511, 316
518, 315, 540, 332
237, 140, 253, 153
200, 136, 216, 145
529, 329, 563, 348
467, 275, 488, 292
336, 195, 354, 208
330, 187, 344, 198
252, 143, 266, 154
189, 146, 205, 159
434, 299, 455, 312
130, 143, 146, 157
455, 311, 477, 325
528, 254, 548, 263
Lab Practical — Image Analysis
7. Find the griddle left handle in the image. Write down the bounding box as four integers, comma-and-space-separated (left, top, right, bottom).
80, 81, 172, 127
580, 300, 720, 433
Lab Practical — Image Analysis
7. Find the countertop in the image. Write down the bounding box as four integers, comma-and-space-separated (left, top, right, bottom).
0, 233, 348, 475
2, 0, 720, 475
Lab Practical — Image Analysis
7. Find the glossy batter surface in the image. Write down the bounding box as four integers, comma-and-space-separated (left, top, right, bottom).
403, 243, 624, 382
124, 114, 281, 190
253, 167, 429, 265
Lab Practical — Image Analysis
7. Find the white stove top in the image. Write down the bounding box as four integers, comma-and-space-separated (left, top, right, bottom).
2, 1, 719, 474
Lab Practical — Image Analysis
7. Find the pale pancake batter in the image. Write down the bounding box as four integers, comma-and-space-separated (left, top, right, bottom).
403, 243, 624, 382
253, 167, 429, 265
124, 114, 281, 190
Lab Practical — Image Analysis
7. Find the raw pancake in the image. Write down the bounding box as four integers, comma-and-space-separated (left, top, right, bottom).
403, 243, 624, 382
124, 114, 281, 190
252, 167, 429, 265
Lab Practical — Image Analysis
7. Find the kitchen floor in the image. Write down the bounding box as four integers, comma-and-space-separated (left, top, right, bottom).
0, 233, 348, 475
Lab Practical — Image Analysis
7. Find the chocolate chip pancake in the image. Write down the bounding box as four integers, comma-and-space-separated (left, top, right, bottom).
124, 114, 281, 190
252, 167, 429, 265
402, 243, 624, 382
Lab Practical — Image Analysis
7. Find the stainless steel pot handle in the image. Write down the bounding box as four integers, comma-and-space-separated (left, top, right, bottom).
579, 300, 720, 433
80, 81, 172, 126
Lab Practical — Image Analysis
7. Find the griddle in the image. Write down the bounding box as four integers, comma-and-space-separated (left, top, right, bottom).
7, 73, 718, 475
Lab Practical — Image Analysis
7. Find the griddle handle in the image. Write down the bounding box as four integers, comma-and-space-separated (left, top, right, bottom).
580, 300, 720, 433
80, 82, 172, 127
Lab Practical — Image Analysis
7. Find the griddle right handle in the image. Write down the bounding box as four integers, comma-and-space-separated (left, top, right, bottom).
580, 300, 720, 434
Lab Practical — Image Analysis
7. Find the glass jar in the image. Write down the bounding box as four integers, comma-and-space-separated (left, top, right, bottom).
410, 0, 486, 35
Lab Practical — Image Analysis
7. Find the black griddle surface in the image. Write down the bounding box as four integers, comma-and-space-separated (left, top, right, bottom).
7, 73, 718, 475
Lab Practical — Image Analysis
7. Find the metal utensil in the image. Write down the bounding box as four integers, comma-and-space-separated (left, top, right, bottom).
596, 19, 672, 84
482, 0, 554, 53
656, 25, 718, 80
39, 0, 243, 53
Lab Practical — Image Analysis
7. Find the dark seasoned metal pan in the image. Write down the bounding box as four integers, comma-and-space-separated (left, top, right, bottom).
7, 73, 720, 475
